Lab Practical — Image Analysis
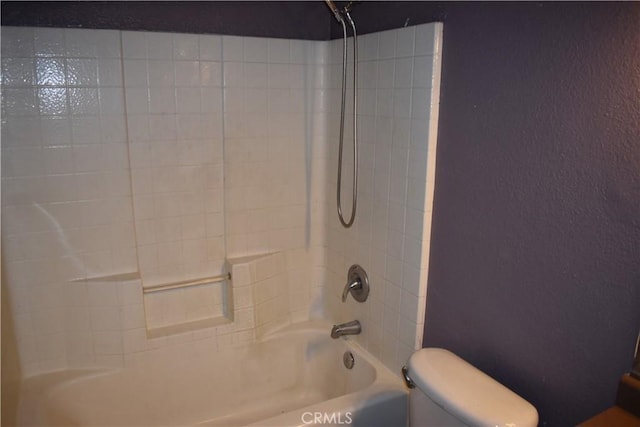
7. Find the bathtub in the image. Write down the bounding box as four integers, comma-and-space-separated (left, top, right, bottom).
17, 322, 408, 426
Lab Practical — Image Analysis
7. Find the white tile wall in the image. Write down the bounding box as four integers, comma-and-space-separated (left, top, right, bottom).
250, 252, 290, 337
2, 23, 442, 377
121, 32, 226, 288
323, 23, 443, 373
221, 36, 328, 322
1, 27, 137, 375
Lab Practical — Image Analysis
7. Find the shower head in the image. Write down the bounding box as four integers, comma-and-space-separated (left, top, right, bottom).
324, 0, 343, 23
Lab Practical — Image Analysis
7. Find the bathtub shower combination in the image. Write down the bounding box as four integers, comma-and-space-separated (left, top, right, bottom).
1, 5, 444, 426
18, 323, 406, 426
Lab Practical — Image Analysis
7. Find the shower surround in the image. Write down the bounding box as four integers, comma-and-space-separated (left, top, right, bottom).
1, 22, 442, 382
325, 24, 442, 370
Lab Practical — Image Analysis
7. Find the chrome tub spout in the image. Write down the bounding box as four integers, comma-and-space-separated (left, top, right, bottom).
331, 320, 361, 339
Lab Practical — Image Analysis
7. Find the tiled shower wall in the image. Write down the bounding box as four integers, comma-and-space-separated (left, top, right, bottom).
1, 27, 328, 375
323, 23, 443, 372
1, 27, 138, 374
119, 31, 228, 330
220, 35, 328, 322
1, 23, 441, 376
121, 31, 227, 287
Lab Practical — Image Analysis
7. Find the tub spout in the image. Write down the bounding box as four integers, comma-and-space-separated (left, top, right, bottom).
331, 320, 361, 338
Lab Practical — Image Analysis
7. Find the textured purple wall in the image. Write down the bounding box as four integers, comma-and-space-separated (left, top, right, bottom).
1, 1, 331, 40
344, 2, 640, 426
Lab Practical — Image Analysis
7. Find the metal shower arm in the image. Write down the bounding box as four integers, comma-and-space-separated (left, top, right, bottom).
324, 0, 344, 22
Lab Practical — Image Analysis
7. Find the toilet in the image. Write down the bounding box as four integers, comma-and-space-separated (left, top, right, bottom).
405, 348, 538, 426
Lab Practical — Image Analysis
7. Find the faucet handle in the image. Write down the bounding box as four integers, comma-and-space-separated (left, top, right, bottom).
342, 280, 361, 302
341, 264, 369, 303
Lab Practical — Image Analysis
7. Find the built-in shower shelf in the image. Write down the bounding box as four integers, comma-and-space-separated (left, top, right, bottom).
71, 272, 141, 283
142, 274, 233, 336
142, 274, 231, 294
141, 252, 289, 339
146, 316, 232, 339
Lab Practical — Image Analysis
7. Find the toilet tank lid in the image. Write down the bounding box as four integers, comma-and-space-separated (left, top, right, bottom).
407, 348, 538, 427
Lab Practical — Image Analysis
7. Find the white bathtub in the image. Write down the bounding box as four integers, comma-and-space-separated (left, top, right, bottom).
17, 322, 407, 426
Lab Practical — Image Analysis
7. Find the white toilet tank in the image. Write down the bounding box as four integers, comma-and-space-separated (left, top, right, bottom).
406, 348, 538, 426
